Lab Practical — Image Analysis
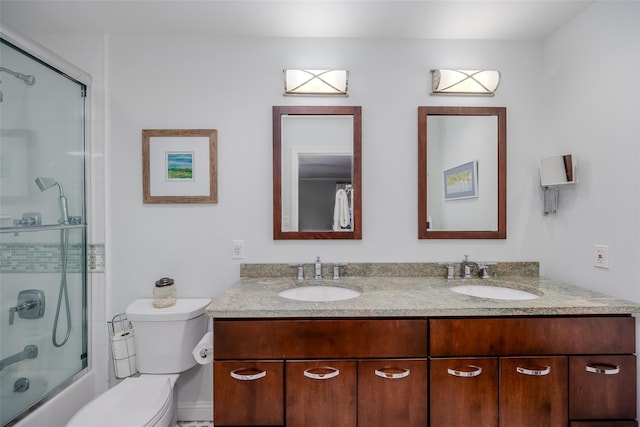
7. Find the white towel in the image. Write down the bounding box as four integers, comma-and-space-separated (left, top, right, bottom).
333, 189, 351, 230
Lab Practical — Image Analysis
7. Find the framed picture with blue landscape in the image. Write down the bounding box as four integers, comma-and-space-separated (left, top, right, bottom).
142, 129, 217, 203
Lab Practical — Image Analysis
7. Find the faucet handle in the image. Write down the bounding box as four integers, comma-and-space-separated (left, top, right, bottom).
333, 265, 340, 280
475, 262, 494, 279
9, 307, 17, 325
446, 264, 455, 280
289, 263, 305, 282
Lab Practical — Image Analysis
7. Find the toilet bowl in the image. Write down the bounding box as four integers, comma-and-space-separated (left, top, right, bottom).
67, 298, 211, 427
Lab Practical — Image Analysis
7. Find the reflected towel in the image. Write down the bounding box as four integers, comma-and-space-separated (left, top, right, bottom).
333, 189, 351, 231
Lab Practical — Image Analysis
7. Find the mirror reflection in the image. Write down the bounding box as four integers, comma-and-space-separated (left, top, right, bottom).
273, 106, 362, 240
418, 106, 506, 239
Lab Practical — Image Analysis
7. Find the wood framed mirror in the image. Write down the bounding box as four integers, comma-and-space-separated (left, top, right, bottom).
273, 105, 362, 240
418, 106, 506, 239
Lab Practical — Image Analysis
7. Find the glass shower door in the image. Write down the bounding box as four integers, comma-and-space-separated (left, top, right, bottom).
0, 38, 87, 426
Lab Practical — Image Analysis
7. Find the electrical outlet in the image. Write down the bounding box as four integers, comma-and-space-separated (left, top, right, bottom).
232, 240, 245, 259
593, 244, 610, 269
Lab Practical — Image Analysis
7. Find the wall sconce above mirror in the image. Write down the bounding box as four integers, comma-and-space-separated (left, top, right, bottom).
431, 69, 501, 96
273, 105, 362, 240
418, 106, 507, 239
284, 69, 349, 96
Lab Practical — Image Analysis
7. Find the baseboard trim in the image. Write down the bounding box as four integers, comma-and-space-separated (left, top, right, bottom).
177, 401, 213, 422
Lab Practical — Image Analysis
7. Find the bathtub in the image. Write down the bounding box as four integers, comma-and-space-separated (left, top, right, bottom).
6, 370, 94, 427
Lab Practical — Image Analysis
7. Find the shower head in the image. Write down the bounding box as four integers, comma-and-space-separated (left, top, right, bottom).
35, 176, 62, 194
35, 177, 69, 224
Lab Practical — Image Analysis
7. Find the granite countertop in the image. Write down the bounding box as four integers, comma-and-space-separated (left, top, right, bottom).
206, 275, 640, 318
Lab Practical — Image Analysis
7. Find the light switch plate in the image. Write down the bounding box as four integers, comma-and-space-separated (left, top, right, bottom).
232, 240, 245, 259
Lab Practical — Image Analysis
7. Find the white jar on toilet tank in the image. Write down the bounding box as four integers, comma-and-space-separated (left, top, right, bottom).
153, 277, 176, 308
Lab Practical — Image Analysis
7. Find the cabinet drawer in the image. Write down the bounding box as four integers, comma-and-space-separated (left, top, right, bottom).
570, 422, 638, 427
430, 316, 635, 356
358, 359, 428, 427
570, 355, 637, 420
214, 319, 428, 359
286, 360, 357, 427
430, 357, 498, 427
500, 356, 568, 427
213, 360, 283, 426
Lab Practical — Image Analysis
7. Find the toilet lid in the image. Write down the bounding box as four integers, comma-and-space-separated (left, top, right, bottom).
67, 376, 173, 427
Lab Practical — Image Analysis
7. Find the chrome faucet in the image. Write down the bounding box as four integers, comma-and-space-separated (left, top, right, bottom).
314, 256, 322, 280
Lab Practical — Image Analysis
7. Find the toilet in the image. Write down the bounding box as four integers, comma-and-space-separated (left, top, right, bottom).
67, 298, 211, 427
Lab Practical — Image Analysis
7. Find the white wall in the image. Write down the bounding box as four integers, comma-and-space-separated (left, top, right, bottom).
541, 0, 640, 302
6, 0, 639, 418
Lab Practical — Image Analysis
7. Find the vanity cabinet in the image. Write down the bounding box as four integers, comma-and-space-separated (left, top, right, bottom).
213, 319, 428, 427
430, 316, 636, 427
212, 315, 636, 426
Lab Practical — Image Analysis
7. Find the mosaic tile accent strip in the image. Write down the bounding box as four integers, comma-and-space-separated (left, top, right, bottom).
88, 243, 105, 272
0, 243, 84, 273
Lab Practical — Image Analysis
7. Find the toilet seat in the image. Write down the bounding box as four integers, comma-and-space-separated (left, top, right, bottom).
66, 375, 176, 427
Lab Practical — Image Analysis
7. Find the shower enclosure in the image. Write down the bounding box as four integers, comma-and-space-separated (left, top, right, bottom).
0, 34, 88, 426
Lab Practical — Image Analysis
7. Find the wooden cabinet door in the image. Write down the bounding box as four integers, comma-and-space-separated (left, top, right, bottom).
430, 357, 499, 427
358, 359, 428, 427
286, 360, 357, 427
570, 355, 637, 420
570, 421, 638, 427
500, 356, 568, 427
213, 360, 283, 426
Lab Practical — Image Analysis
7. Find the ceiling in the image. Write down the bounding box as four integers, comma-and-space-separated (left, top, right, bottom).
0, 0, 595, 41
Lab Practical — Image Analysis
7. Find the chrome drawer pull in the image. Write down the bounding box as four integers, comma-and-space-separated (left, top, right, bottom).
586, 363, 620, 375
374, 367, 411, 379
517, 366, 550, 376
230, 368, 267, 381
304, 367, 340, 380
447, 365, 482, 378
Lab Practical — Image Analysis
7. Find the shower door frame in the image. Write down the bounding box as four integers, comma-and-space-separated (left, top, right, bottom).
0, 24, 96, 427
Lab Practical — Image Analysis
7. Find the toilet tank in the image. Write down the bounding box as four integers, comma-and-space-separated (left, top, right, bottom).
125, 298, 211, 374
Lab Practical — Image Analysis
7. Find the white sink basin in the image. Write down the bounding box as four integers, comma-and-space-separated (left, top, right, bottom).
450, 284, 539, 300
278, 285, 361, 302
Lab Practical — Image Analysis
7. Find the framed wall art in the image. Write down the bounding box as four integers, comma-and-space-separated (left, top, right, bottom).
443, 160, 478, 200
142, 129, 217, 203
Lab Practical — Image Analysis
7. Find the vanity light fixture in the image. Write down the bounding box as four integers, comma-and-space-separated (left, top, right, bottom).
284, 69, 349, 96
431, 69, 501, 96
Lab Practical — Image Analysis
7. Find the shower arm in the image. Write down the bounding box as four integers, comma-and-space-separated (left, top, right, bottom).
0, 67, 36, 85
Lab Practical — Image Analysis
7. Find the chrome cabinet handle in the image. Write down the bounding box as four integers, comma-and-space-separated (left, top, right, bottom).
586, 363, 620, 375
304, 367, 340, 380
230, 368, 267, 381
447, 365, 482, 378
374, 367, 410, 379
517, 365, 550, 376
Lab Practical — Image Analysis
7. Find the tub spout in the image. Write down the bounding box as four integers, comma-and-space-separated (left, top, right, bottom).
0, 345, 38, 371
